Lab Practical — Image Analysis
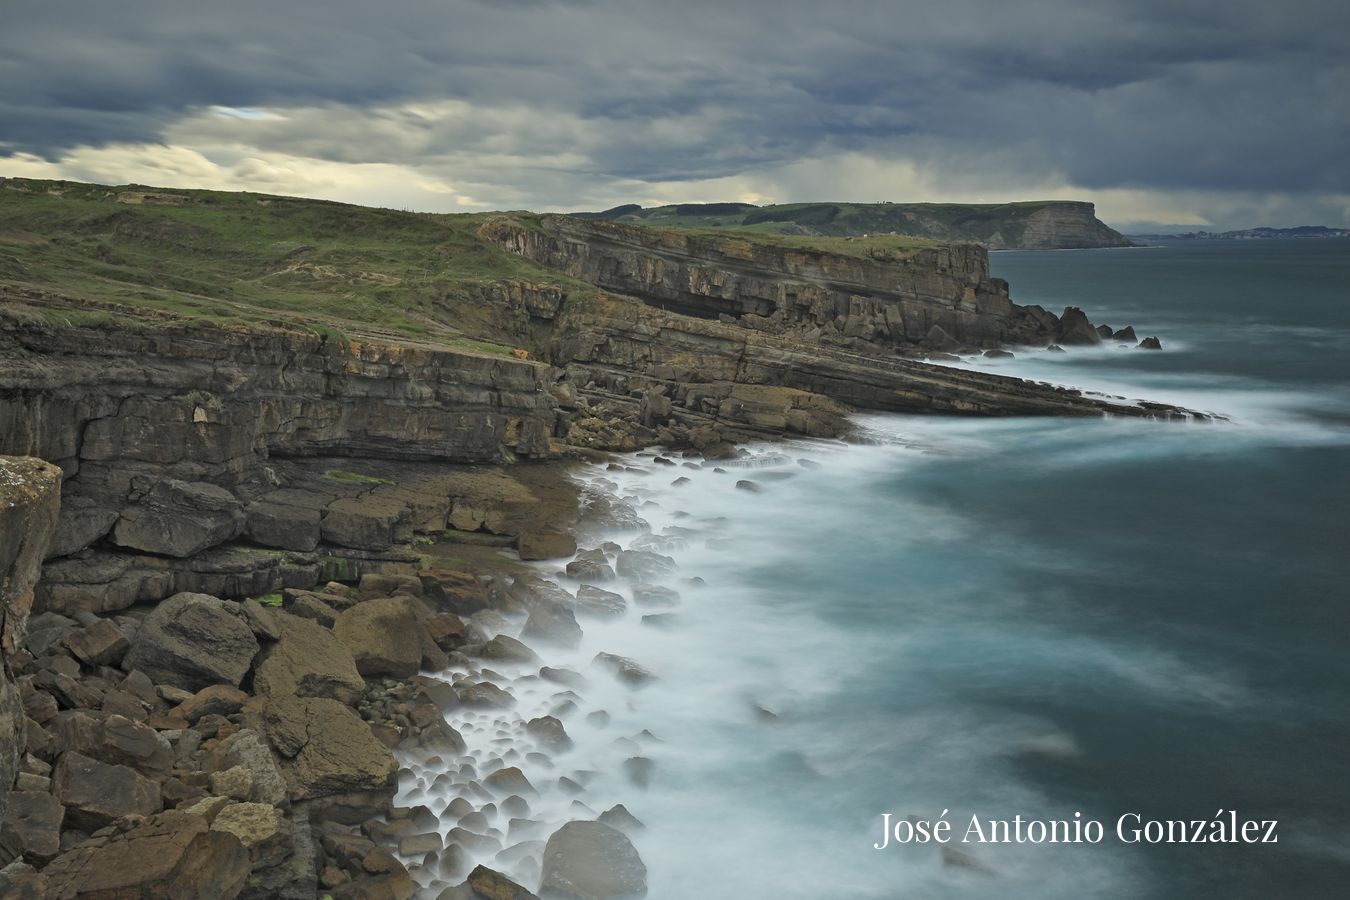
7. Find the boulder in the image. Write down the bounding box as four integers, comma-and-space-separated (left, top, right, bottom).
112, 479, 245, 558
209, 728, 289, 807
1138, 336, 1163, 350
49, 711, 174, 776
1112, 325, 1137, 342
1095, 324, 1115, 339
211, 802, 292, 868
540, 820, 647, 899
0, 790, 63, 865
574, 586, 626, 619
122, 593, 260, 692
174, 684, 249, 723
40, 810, 249, 899
521, 602, 582, 649
334, 597, 429, 679
592, 653, 655, 689
466, 863, 540, 899
982, 349, 1015, 360
477, 634, 539, 665
525, 716, 573, 753
517, 532, 577, 561
614, 550, 675, 581
252, 611, 365, 704
566, 550, 614, 582
456, 682, 515, 708
262, 695, 397, 801
52, 750, 162, 831
61, 618, 129, 667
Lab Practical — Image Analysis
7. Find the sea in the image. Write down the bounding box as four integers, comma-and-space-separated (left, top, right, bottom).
399, 238, 1350, 899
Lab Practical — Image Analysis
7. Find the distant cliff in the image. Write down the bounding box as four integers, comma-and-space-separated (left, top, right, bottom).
573, 200, 1134, 250
1129, 225, 1350, 241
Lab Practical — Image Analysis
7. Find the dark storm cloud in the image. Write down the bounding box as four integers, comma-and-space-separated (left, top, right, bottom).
1, 0, 1346, 204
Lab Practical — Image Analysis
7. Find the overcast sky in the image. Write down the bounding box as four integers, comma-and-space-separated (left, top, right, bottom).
2, 0, 1347, 229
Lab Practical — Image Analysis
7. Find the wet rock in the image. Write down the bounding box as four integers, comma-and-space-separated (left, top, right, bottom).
399, 831, 443, 857
61, 619, 129, 667
1138, 336, 1163, 350
1112, 325, 1138, 342
982, 349, 1015, 360
1095, 324, 1115, 339
521, 602, 582, 649
518, 532, 578, 561
597, 805, 644, 834
1057, 307, 1102, 346
592, 654, 656, 688
52, 750, 163, 831
253, 611, 365, 704
615, 550, 676, 580
457, 682, 515, 708
540, 820, 647, 900
639, 614, 680, 630
734, 479, 762, 493
631, 585, 679, 609
565, 550, 614, 582
574, 585, 627, 619
622, 757, 655, 789
262, 695, 397, 801
526, 716, 573, 753
40, 810, 250, 899
112, 479, 245, 558
466, 863, 541, 899
539, 667, 586, 689
483, 767, 535, 796
478, 635, 540, 665
335, 597, 427, 679
1046, 344, 1066, 353
123, 592, 260, 692
0, 790, 63, 864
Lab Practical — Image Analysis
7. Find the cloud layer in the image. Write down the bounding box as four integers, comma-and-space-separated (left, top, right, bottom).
3, 0, 1347, 228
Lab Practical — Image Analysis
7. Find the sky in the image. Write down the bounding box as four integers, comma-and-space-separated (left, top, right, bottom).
2, 0, 1347, 230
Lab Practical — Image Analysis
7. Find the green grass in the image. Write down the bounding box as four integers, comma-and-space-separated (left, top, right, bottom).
0, 177, 597, 351
256, 592, 283, 607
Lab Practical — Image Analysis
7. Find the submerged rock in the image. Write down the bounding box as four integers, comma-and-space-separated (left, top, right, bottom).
574, 585, 627, 619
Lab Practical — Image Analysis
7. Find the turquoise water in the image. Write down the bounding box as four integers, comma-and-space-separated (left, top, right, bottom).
411, 240, 1349, 898
582, 239, 1350, 898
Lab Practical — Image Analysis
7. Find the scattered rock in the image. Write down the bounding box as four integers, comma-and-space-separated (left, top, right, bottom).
566, 550, 615, 582
525, 716, 573, 753
982, 349, 1015, 360
478, 635, 540, 665
252, 611, 365, 704
597, 805, 644, 835
466, 863, 540, 899
262, 695, 397, 801
60, 619, 129, 667
574, 586, 626, 619
592, 653, 656, 689
614, 550, 675, 581
334, 597, 427, 679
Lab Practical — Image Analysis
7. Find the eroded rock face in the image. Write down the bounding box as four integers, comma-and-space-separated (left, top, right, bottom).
0, 456, 62, 826
539, 820, 648, 899
123, 592, 260, 692
112, 478, 245, 557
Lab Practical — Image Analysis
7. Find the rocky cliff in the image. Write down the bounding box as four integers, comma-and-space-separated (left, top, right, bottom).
575, 200, 1135, 250
0, 297, 563, 613
0, 456, 62, 825
479, 215, 1084, 353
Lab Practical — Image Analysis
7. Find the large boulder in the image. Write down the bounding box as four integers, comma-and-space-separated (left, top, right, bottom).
112, 478, 245, 557
49, 711, 174, 776
123, 593, 260, 692
52, 750, 163, 831
40, 810, 249, 899
333, 597, 426, 679
0, 790, 64, 865
252, 611, 365, 703
205, 729, 289, 808
540, 820, 647, 899
320, 495, 412, 551
262, 695, 397, 801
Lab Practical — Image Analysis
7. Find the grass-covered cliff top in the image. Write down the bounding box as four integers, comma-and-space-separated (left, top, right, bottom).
0, 178, 596, 352
0, 178, 972, 350
572, 199, 1120, 247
